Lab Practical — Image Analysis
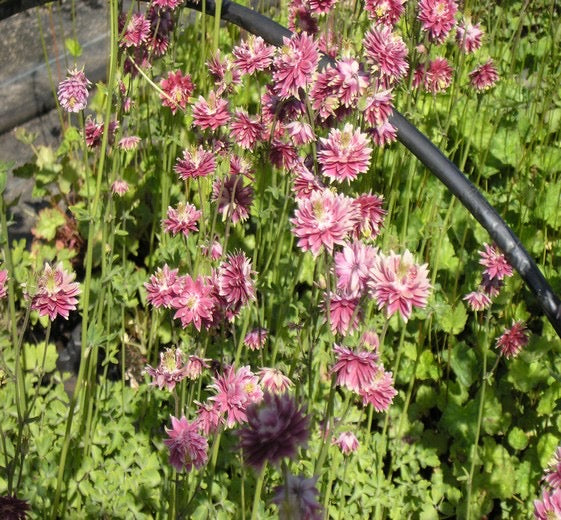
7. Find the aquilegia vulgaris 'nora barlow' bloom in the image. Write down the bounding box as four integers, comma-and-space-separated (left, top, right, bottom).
331, 344, 379, 393
495, 321, 529, 359
238, 392, 310, 470
57, 68, 91, 112
162, 202, 202, 237
171, 275, 215, 331
145, 347, 189, 391
164, 415, 208, 473
272, 473, 323, 520
478, 242, 512, 280
31, 262, 80, 321
534, 488, 561, 520
469, 60, 499, 91
144, 264, 180, 309
544, 447, 561, 489
358, 366, 397, 412
159, 70, 194, 114
332, 431, 359, 455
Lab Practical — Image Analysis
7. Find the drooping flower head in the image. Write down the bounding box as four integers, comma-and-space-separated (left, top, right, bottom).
118, 136, 141, 151
364, 0, 405, 26
31, 262, 81, 321
456, 19, 483, 53
351, 193, 386, 241
175, 146, 216, 180
333, 431, 359, 455
120, 13, 151, 48
258, 368, 293, 394
463, 290, 492, 311
162, 202, 202, 237
230, 110, 266, 150
417, 0, 458, 44
0, 269, 8, 300
469, 59, 499, 91
185, 355, 211, 380
272, 474, 323, 520
217, 251, 256, 309
419, 57, 453, 94
331, 344, 379, 393
145, 347, 189, 391
195, 400, 224, 436
144, 264, 181, 309
323, 292, 361, 335
368, 250, 431, 321
478, 243, 512, 280
159, 70, 194, 114
57, 68, 91, 112
192, 91, 231, 130
244, 328, 268, 351
212, 175, 254, 224
495, 321, 529, 359
238, 392, 310, 470
164, 415, 209, 472
291, 189, 358, 257
358, 366, 397, 412
232, 35, 275, 75
335, 240, 378, 296
111, 179, 129, 197
208, 365, 264, 427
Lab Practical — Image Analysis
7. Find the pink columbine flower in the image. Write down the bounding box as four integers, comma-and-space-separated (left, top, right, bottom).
480, 272, 504, 297
369, 120, 398, 147
291, 189, 358, 257
147, 6, 174, 57
364, 89, 394, 127
479, 243, 513, 280
244, 328, 268, 351
333, 431, 359, 455
230, 110, 265, 150
270, 139, 299, 170
212, 175, 254, 224
456, 19, 483, 53
469, 59, 499, 91
545, 447, 561, 489
208, 365, 264, 427
118, 136, 141, 151
351, 193, 386, 241
145, 347, 189, 391
496, 321, 529, 359
192, 91, 231, 130
111, 179, 129, 196
291, 161, 325, 199
463, 290, 492, 311
272, 474, 323, 520
195, 401, 224, 435
175, 146, 216, 180
0, 269, 8, 299
238, 392, 310, 470
258, 368, 293, 394
164, 415, 209, 472
422, 58, 453, 94
144, 264, 180, 309
535, 488, 561, 520
84, 118, 118, 148
217, 251, 256, 308
360, 330, 380, 350
207, 50, 242, 95
273, 32, 319, 99
324, 292, 361, 335
332, 344, 379, 393
162, 202, 202, 237
232, 35, 275, 75
364, 0, 405, 26
185, 355, 210, 380
363, 26, 409, 82
120, 13, 151, 48
308, 0, 337, 14
359, 366, 397, 412
418, 0, 458, 44
318, 124, 372, 184
335, 241, 378, 296
159, 70, 194, 114
285, 121, 315, 146
332, 58, 369, 108
152, 0, 183, 9
31, 262, 80, 321
171, 275, 215, 331
57, 68, 91, 112
368, 250, 431, 322
201, 239, 223, 260
309, 65, 340, 120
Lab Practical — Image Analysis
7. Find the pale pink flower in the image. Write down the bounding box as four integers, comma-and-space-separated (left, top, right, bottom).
232, 35, 275, 75
230, 110, 265, 150
364, 89, 394, 127
238, 392, 310, 469
192, 91, 230, 130
332, 344, 379, 393
309, 65, 339, 119
291, 161, 325, 199
291, 189, 358, 256
422, 57, 453, 93
31, 262, 80, 321
145, 347, 189, 391
285, 121, 315, 146
496, 321, 529, 359
111, 179, 129, 196
456, 19, 483, 53
308, 0, 337, 14
333, 431, 359, 455
121, 13, 150, 48
469, 60, 499, 91
208, 365, 264, 427
175, 146, 216, 180
335, 241, 378, 296
360, 330, 380, 350
535, 488, 561, 520
162, 202, 202, 237
258, 368, 293, 394
201, 239, 223, 260
118, 135, 141, 151
332, 58, 369, 108
144, 264, 180, 309
545, 447, 561, 489
244, 328, 268, 351
57, 68, 91, 113
171, 275, 215, 331
351, 193, 386, 240
212, 175, 253, 224
418, 0, 458, 44
359, 366, 397, 412
164, 415, 209, 472
217, 251, 256, 307
159, 70, 193, 114
368, 250, 431, 321
272, 474, 323, 520
152, 0, 183, 9
195, 401, 224, 435
364, 0, 405, 26
363, 26, 409, 81
463, 290, 492, 311
479, 243, 512, 280
369, 120, 397, 147
185, 355, 210, 380
324, 292, 361, 335
318, 123, 372, 184
273, 33, 319, 99
0, 269, 8, 299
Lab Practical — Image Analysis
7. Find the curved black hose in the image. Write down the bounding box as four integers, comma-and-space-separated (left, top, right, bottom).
182, 0, 561, 336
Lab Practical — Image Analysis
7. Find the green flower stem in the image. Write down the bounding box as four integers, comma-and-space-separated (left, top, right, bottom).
466, 310, 491, 519
250, 463, 267, 520
313, 374, 337, 475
